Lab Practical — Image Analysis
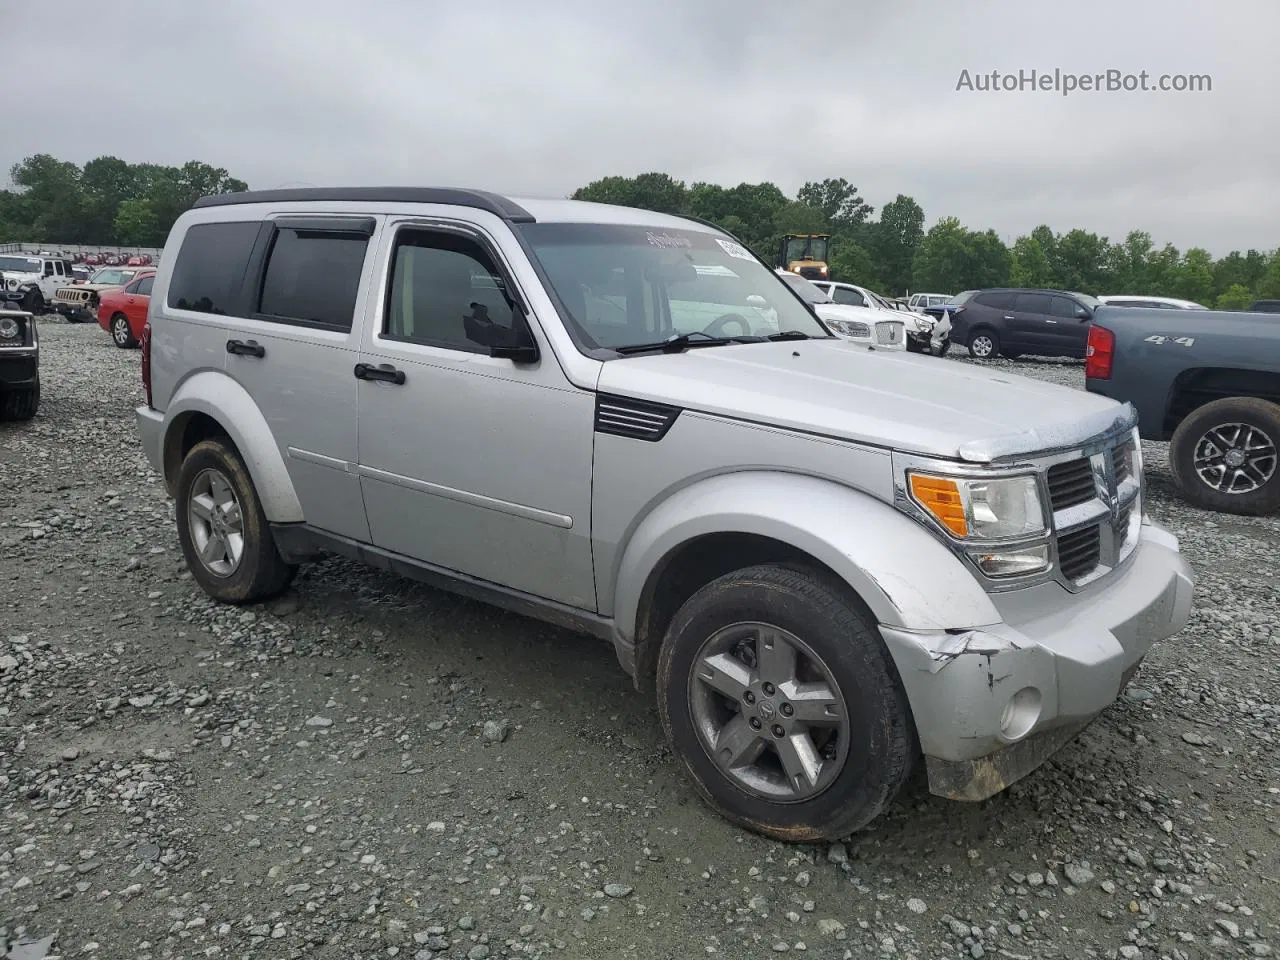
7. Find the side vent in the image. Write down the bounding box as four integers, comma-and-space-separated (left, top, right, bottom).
594, 394, 681, 442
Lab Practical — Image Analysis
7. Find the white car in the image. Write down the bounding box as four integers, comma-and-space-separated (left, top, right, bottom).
776, 270, 906, 350
813, 280, 949, 356
0, 254, 75, 314
906, 292, 951, 313
1096, 295, 1208, 310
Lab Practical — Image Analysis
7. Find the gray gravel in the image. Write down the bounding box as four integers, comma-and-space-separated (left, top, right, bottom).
2, 324, 1278, 960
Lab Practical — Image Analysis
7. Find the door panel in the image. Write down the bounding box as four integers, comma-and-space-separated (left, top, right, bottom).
1008, 293, 1056, 354
356, 223, 596, 609
1048, 295, 1090, 357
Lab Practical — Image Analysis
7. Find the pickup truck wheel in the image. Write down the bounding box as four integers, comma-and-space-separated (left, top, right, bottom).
1170, 397, 1280, 515
109, 313, 138, 348
1, 382, 40, 421
175, 439, 297, 603
657, 563, 915, 841
967, 329, 999, 359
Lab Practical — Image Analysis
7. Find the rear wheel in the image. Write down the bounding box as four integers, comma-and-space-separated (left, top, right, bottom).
657, 563, 916, 841
967, 328, 999, 359
1169, 397, 1280, 515
175, 439, 297, 602
109, 313, 138, 348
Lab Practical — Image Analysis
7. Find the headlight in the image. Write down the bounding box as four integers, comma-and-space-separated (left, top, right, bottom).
908, 473, 1046, 540
0, 316, 18, 340
824, 318, 869, 339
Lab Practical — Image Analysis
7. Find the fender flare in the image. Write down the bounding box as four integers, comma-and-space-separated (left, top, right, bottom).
612, 471, 1002, 644
161, 371, 304, 523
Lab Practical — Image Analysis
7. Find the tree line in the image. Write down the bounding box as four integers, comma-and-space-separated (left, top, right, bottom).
0, 154, 248, 250
573, 173, 1280, 309
3, 156, 1276, 307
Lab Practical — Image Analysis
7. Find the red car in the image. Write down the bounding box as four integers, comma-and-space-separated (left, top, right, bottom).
97, 270, 155, 348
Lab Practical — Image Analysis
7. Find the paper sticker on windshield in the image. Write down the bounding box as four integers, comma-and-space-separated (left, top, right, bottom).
694, 264, 738, 277
716, 238, 754, 261
646, 232, 692, 249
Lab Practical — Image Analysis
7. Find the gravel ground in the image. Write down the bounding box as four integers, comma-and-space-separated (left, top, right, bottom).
2, 323, 1278, 960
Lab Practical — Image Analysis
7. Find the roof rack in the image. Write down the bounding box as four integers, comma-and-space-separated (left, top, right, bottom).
191, 187, 535, 223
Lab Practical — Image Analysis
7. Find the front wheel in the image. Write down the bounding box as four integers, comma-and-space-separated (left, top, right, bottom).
109, 313, 138, 348
657, 563, 916, 841
967, 329, 999, 359
175, 439, 297, 602
1169, 397, 1280, 515
21, 290, 44, 315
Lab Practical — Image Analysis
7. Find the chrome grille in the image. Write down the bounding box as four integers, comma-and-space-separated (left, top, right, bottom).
1057, 525, 1101, 580
1046, 457, 1095, 510
1046, 432, 1141, 587
875, 321, 904, 346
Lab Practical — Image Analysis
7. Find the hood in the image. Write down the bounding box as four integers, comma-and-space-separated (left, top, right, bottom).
595, 339, 1132, 462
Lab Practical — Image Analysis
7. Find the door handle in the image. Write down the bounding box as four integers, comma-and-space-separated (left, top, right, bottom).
1045, 319, 1058, 324
1002, 315, 1015, 320
354, 362, 406, 385
226, 338, 266, 358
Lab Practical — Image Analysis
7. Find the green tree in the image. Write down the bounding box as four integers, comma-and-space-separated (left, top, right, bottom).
1168, 247, 1215, 304
828, 242, 881, 289
796, 178, 873, 229
1215, 283, 1255, 310
911, 218, 1011, 292
1010, 234, 1054, 287
870, 195, 924, 294
114, 198, 160, 247
571, 172, 688, 215
1257, 251, 1280, 299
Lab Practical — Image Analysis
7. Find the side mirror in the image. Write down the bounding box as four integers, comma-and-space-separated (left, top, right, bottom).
464, 303, 539, 363
1075, 306, 1091, 320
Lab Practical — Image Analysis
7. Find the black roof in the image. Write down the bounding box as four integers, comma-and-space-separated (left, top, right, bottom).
191, 187, 534, 223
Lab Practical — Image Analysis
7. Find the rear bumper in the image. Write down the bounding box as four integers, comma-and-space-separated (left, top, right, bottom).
135, 405, 165, 479
880, 518, 1194, 800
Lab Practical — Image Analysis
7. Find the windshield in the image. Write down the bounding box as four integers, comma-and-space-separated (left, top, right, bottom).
0, 257, 41, 273
89, 268, 136, 285
518, 223, 830, 351
783, 235, 829, 263
778, 271, 831, 305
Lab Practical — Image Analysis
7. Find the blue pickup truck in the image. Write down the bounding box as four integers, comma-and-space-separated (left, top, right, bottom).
1085, 305, 1279, 515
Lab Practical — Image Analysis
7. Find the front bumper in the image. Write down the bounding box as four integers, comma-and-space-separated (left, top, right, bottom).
52, 299, 96, 323
880, 518, 1194, 801
0, 348, 40, 390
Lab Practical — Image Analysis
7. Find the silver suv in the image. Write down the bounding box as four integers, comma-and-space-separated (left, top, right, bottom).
134, 188, 1195, 841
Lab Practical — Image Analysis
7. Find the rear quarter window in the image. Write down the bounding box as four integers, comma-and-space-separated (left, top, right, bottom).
256, 227, 370, 330
166, 221, 260, 315
975, 291, 1015, 309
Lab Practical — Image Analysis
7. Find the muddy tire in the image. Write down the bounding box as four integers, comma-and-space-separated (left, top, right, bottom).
1, 382, 40, 421
175, 439, 296, 603
657, 563, 916, 842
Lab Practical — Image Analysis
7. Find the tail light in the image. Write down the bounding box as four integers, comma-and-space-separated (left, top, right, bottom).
141, 320, 153, 407
1085, 325, 1115, 379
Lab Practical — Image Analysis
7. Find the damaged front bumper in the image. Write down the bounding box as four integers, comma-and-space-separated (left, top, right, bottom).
879, 518, 1194, 801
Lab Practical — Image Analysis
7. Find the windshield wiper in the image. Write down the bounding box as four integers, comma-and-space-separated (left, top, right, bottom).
614, 331, 736, 355
765, 330, 815, 341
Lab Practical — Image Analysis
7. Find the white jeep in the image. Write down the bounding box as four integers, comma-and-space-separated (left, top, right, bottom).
0, 254, 75, 314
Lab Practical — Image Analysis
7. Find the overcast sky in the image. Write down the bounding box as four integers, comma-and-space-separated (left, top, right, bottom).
7, 0, 1278, 254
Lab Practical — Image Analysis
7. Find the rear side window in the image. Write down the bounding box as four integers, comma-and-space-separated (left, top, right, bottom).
167, 221, 259, 315
135, 276, 154, 296
1014, 293, 1051, 313
257, 227, 370, 330
975, 291, 1014, 309
831, 287, 867, 307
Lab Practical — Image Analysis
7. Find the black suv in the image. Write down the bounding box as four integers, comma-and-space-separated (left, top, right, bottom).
947, 288, 1100, 360
0, 308, 40, 420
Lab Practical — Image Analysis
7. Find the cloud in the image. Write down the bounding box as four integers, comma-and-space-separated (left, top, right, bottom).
6, 0, 1278, 253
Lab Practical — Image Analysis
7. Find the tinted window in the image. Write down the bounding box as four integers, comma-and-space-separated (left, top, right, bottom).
1014, 293, 1052, 313
1049, 296, 1081, 317
167, 221, 259, 315
975, 291, 1015, 309
831, 287, 867, 307
385, 229, 515, 351
258, 227, 369, 330
135, 276, 154, 296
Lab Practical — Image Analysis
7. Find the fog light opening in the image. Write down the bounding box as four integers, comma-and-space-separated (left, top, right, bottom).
1000, 687, 1042, 742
